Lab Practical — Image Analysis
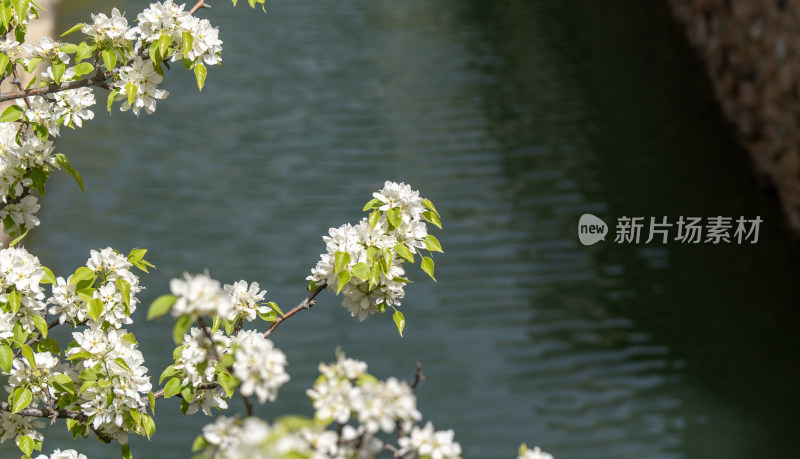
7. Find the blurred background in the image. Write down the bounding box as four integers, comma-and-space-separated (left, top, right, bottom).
8, 0, 800, 458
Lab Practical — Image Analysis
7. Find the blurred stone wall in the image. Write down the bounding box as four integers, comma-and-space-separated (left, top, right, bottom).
669, 0, 800, 233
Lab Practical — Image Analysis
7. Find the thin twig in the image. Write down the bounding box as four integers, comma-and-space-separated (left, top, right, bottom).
0, 402, 113, 443
240, 393, 253, 416
263, 282, 327, 338
411, 362, 424, 390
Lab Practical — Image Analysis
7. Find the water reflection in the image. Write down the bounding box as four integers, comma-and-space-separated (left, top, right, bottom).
8, 0, 800, 458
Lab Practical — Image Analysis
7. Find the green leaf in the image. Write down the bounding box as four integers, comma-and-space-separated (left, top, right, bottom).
194, 62, 207, 91
422, 210, 442, 229
362, 197, 382, 211
11, 387, 31, 413
0, 53, 8, 77
424, 234, 443, 253
0, 344, 13, 373
0, 104, 23, 122
336, 270, 351, 294
114, 357, 132, 373
393, 243, 414, 263
387, 207, 401, 228
121, 333, 137, 345
61, 22, 83, 36
12, 320, 27, 344
51, 61, 66, 85
87, 298, 103, 322
0, 6, 12, 32
75, 42, 94, 63
20, 344, 35, 367
422, 198, 439, 216
393, 309, 405, 337
158, 33, 171, 59
128, 248, 147, 262
50, 373, 75, 396
351, 262, 370, 280
125, 82, 136, 106
18, 434, 33, 456
10, 0, 29, 22
66, 350, 92, 361
41, 266, 56, 285
32, 315, 47, 338
69, 267, 95, 286
8, 228, 29, 247
8, 290, 20, 313
148, 391, 156, 415
258, 310, 277, 323
334, 251, 350, 274
162, 377, 182, 398
216, 369, 237, 398
117, 278, 131, 314
149, 40, 162, 66
181, 31, 193, 58
180, 386, 194, 402
173, 314, 193, 344
421, 256, 436, 281
159, 365, 179, 384
101, 48, 116, 70
368, 210, 380, 229
122, 443, 132, 459
71, 61, 94, 77
60, 43, 79, 54
148, 294, 177, 320
107, 88, 118, 113
141, 412, 156, 438
192, 435, 210, 452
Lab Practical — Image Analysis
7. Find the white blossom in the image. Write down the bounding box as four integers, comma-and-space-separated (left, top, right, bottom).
231, 330, 289, 403
398, 422, 462, 459
115, 56, 169, 116
170, 272, 232, 318
518, 446, 555, 459
224, 280, 268, 322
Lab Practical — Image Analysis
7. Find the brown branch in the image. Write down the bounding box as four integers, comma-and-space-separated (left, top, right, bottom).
240, 393, 253, 416
189, 0, 211, 15
0, 71, 113, 102
411, 362, 424, 390
263, 282, 327, 338
0, 402, 113, 443
384, 444, 404, 458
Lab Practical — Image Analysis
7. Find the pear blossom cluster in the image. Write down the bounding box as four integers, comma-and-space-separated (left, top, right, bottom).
518, 445, 555, 459
230, 330, 289, 403
0, 246, 46, 334
308, 181, 441, 322
0, 1, 225, 238
66, 324, 153, 442
170, 272, 233, 318
194, 353, 459, 459
172, 327, 230, 415
35, 449, 88, 459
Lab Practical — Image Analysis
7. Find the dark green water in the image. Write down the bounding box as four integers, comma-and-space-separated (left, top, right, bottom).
9, 1, 800, 458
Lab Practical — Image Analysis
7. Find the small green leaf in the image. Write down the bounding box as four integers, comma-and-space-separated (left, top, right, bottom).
141, 412, 156, 438
336, 270, 351, 294
36, 338, 60, 355
147, 294, 177, 320
0, 6, 12, 31
369, 210, 380, 229
393, 309, 405, 337
216, 369, 237, 398
32, 315, 47, 338
50, 373, 75, 396
424, 234, 443, 253
421, 198, 439, 216
0, 344, 13, 373
421, 256, 436, 281
173, 314, 193, 344
117, 278, 131, 314
8, 228, 29, 247
159, 365, 179, 384
148, 391, 156, 415
11, 387, 32, 413
41, 266, 56, 285
114, 357, 132, 373
51, 61, 66, 85
8, 290, 20, 313
0, 54, 8, 77
87, 298, 103, 322
362, 197, 382, 211
181, 31, 193, 58
61, 22, 83, 36
194, 62, 207, 91
125, 82, 136, 106
69, 267, 95, 285
66, 350, 92, 361
387, 207, 401, 228
18, 434, 33, 456
192, 435, 211, 452
107, 88, 118, 113
71, 61, 94, 77
334, 251, 350, 274
75, 42, 94, 62
158, 33, 171, 59
351, 262, 370, 280
122, 443, 132, 459
393, 243, 414, 263
101, 48, 116, 70
163, 377, 182, 398
266, 301, 283, 315
422, 210, 442, 229
60, 43, 79, 54
0, 104, 23, 122
20, 344, 35, 367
